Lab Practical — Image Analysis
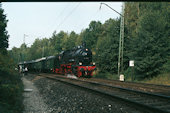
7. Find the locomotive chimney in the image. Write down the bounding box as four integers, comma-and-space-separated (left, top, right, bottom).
82, 42, 86, 48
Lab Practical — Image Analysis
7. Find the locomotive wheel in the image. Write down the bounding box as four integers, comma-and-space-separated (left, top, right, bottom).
73, 70, 77, 76
72, 66, 77, 76
80, 68, 85, 77
87, 75, 92, 78
82, 72, 85, 77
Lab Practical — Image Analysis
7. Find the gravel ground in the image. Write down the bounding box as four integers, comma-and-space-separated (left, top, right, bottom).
22, 76, 51, 113
23, 74, 145, 113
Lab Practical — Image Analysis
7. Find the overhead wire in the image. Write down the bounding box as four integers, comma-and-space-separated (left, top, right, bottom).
55, 2, 81, 32
46, 3, 70, 34
80, 2, 118, 29
44, 3, 71, 36
79, 6, 101, 31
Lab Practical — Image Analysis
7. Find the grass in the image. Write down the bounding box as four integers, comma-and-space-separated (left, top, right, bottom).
93, 71, 119, 80
94, 71, 170, 86
141, 73, 170, 85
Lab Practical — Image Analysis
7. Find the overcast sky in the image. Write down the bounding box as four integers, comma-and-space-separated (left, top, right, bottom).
2, 2, 122, 50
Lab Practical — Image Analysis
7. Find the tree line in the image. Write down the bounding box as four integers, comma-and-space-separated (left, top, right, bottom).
0, 4, 23, 113
9, 2, 170, 80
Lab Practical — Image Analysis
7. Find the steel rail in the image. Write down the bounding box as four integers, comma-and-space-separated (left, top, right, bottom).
78, 79, 170, 100
41, 73, 170, 99
95, 77, 170, 88
38, 74, 170, 113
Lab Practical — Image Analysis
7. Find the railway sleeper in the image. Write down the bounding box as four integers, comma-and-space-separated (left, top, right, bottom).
155, 104, 170, 109
147, 102, 169, 106
128, 98, 145, 102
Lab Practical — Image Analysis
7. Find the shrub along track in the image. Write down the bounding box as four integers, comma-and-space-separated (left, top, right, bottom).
38, 73, 170, 113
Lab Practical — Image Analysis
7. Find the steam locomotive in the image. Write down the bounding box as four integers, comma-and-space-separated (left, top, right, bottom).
18, 43, 96, 78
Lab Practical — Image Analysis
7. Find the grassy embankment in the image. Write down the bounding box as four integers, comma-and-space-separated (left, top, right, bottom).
0, 54, 24, 113
142, 73, 170, 85
94, 71, 170, 86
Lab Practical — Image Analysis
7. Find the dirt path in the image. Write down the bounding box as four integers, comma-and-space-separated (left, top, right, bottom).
22, 77, 51, 113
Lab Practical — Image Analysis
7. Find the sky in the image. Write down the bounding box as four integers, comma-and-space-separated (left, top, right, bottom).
2, 2, 122, 50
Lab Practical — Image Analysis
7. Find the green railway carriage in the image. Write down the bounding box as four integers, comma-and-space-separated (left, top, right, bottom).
26, 60, 35, 72
18, 60, 35, 73
18, 56, 56, 73
44, 56, 56, 72
33, 57, 46, 72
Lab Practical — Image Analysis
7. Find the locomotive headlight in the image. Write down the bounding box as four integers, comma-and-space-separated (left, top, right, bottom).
93, 62, 95, 66
79, 62, 82, 66
82, 52, 87, 56
86, 49, 88, 51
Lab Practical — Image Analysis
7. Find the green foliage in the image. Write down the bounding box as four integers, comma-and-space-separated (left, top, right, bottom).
162, 57, 170, 73
94, 72, 118, 80
0, 4, 9, 54
82, 21, 103, 49
95, 19, 119, 75
123, 67, 131, 80
0, 5, 23, 112
129, 3, 170, 79
53, 31, 65, 53
61, 31, 78, 50
8, 47, 21, 64
75, 32, 83, 46
125, 2, 140, 39
0, 54, 24, 113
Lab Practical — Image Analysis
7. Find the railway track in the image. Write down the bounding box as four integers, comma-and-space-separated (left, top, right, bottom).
81, 78, 170, 96
38, 73, 170, 113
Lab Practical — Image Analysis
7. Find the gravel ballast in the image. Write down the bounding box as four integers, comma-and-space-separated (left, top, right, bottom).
23, 74, 144, 113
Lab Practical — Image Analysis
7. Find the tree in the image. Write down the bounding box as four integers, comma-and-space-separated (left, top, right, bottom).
82, 21, 103, 49
95, 19, 120, 74
124, 2, 139, 39
9, 47, 22, 64
133, 5, 170, 79
0, 4, 9, 54
54, 31, 65, 53
27, 38, 42, 60
123, 2, 170, 80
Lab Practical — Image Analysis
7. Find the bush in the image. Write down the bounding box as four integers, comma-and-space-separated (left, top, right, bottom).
0, 54, 23, 113
162, 58, 170, 73
94, 71, 118, 80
